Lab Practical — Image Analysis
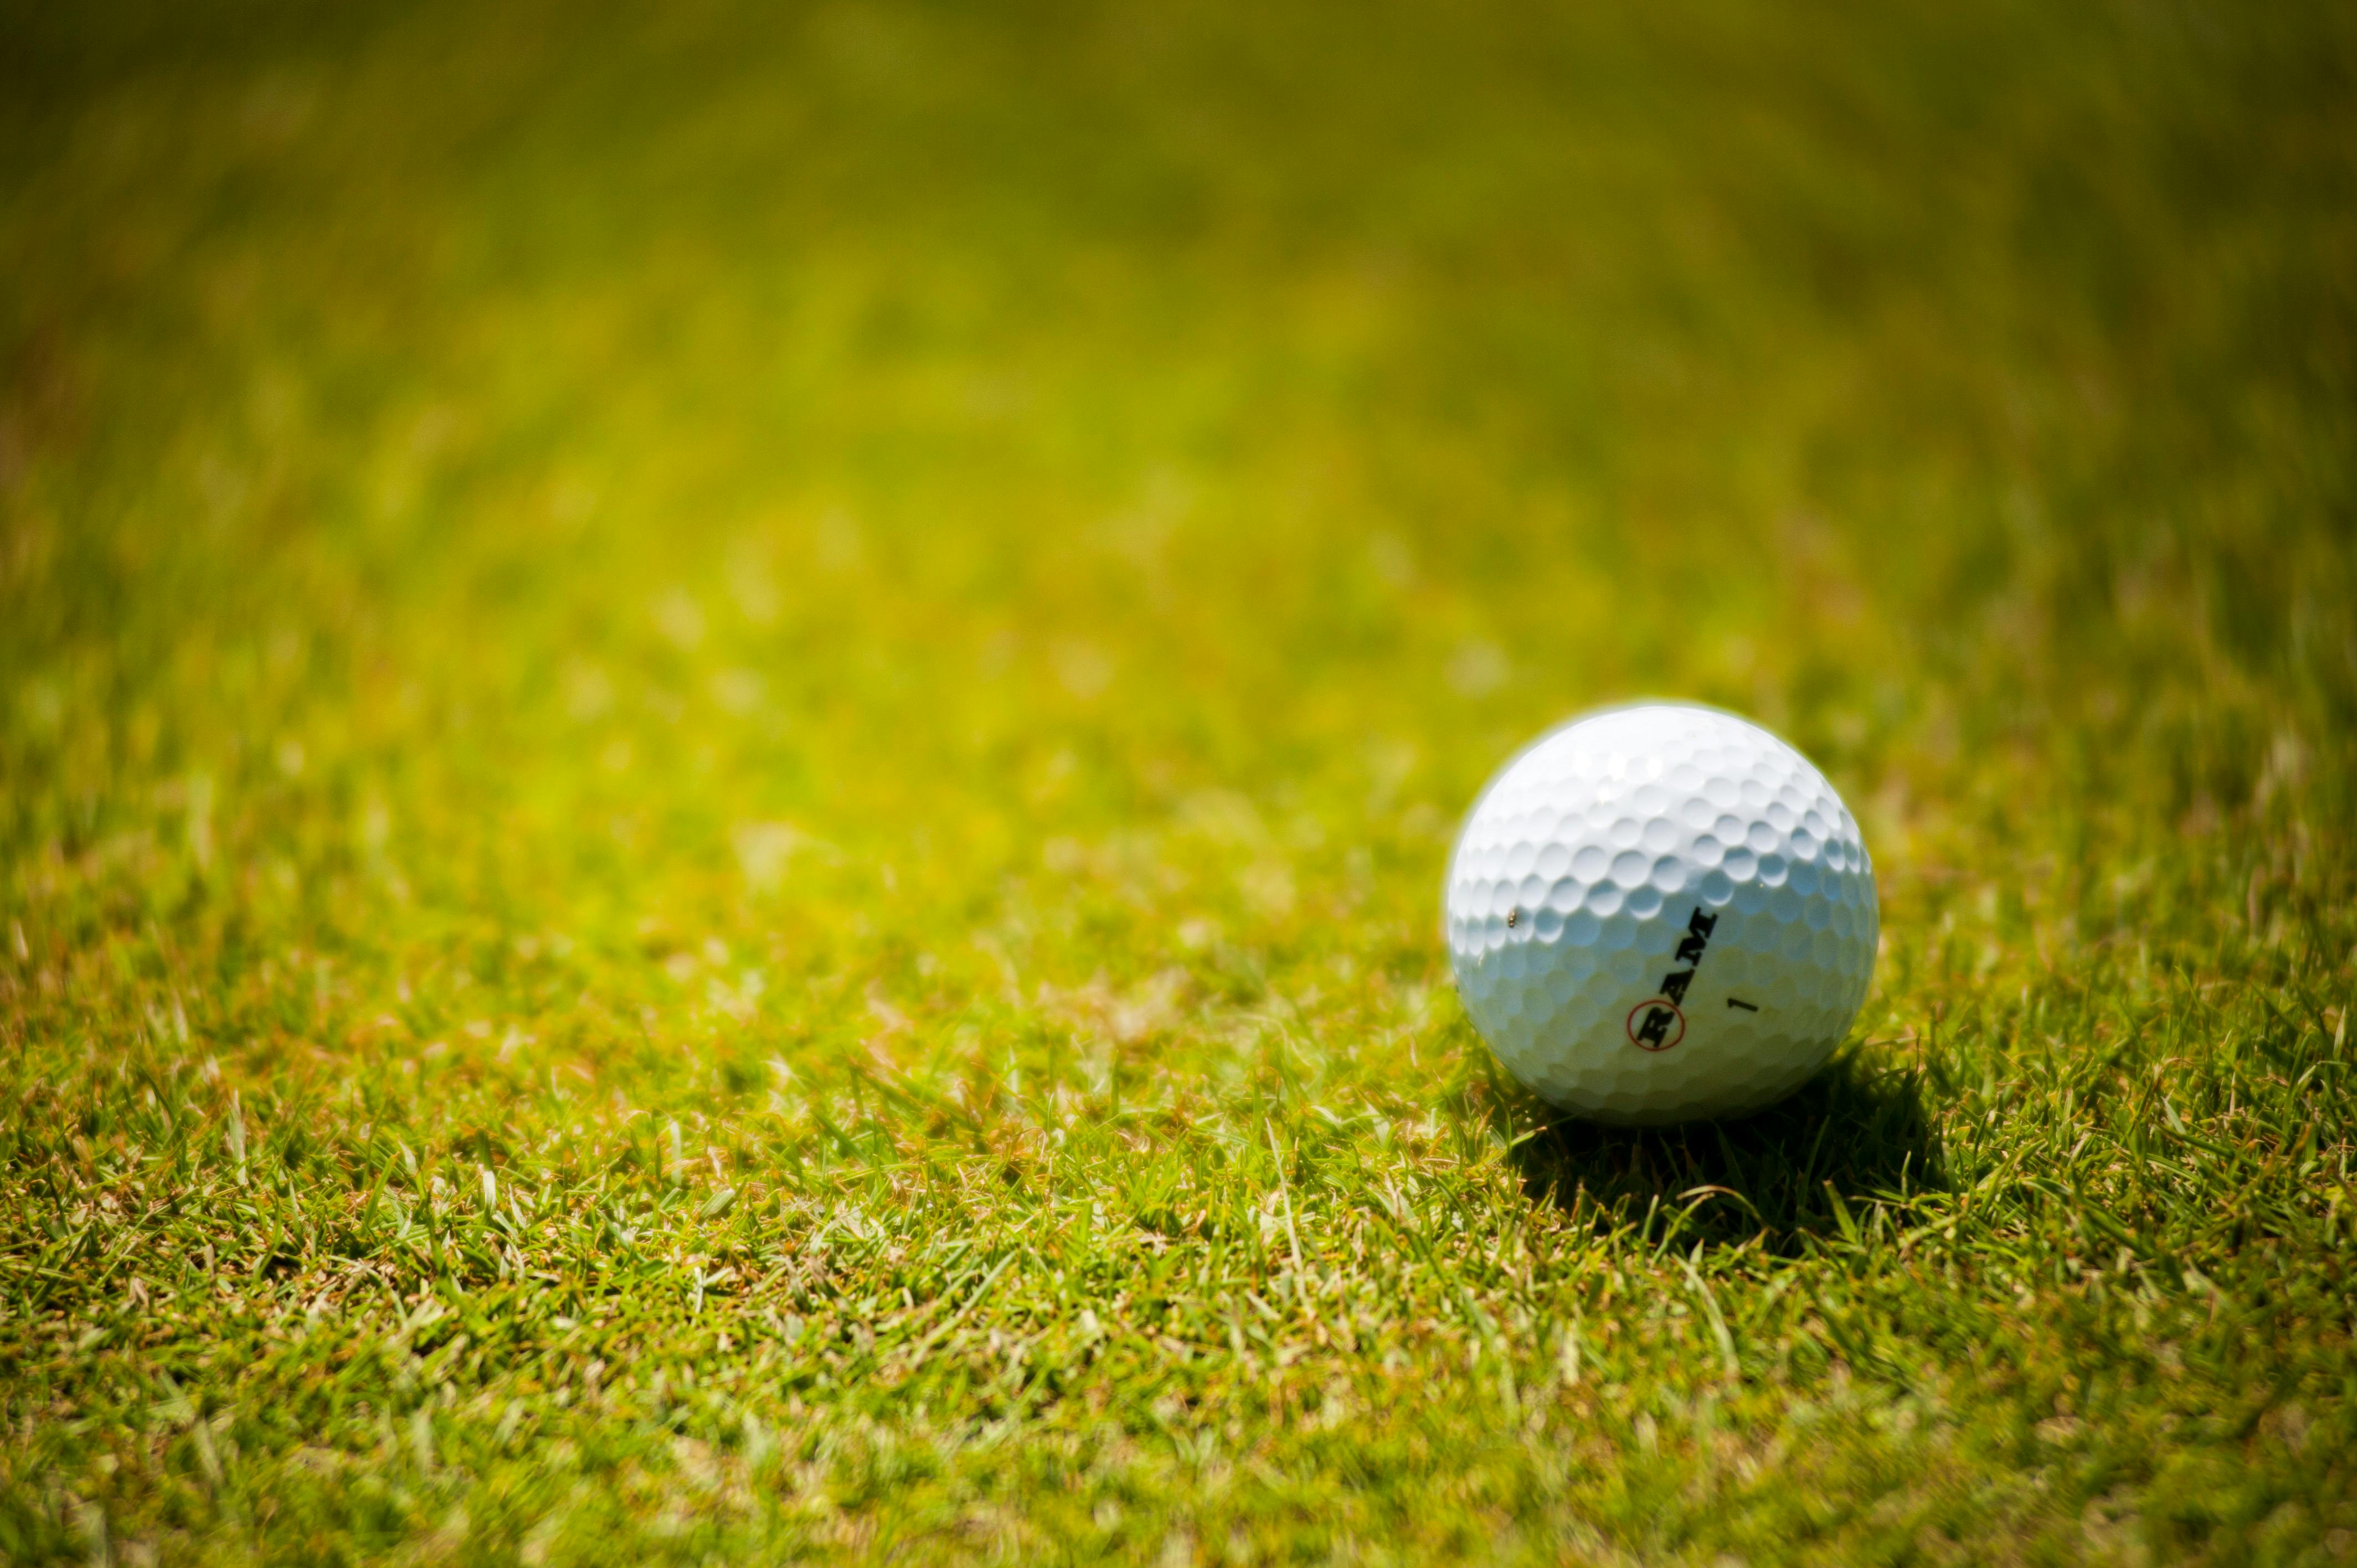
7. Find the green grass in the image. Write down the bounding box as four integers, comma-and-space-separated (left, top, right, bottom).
4, 0, 2355, 1561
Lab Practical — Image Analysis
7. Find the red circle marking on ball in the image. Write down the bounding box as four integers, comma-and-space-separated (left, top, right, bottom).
1626, 998, 1686, 1052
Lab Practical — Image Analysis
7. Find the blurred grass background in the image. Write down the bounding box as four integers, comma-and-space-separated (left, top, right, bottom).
3, 0, 2354, 1562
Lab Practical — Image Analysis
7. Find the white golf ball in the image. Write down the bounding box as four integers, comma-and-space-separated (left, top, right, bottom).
1444, 703, 1879, 1125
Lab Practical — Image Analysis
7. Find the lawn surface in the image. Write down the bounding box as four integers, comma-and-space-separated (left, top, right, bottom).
4, 0, 2355, 1561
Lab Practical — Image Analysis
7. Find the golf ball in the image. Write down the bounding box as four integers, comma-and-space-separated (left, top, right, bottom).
1443, 703, 1878, 1125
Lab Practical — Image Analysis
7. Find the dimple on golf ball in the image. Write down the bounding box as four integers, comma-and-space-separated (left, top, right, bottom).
1443, 703, 1879, 1125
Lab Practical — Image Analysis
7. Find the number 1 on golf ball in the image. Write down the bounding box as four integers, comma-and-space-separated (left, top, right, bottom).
1444, 703, 1878, 1125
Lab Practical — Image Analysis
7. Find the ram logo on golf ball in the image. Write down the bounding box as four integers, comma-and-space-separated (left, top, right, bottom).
1628, 906, 1717, 1050
1443, 702, 1878, 1125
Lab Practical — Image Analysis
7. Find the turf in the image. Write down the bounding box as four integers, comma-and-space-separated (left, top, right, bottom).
3, 0, 2355, 1561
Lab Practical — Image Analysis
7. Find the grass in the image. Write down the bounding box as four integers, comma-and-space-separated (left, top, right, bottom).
2, 0, 2355, 1560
